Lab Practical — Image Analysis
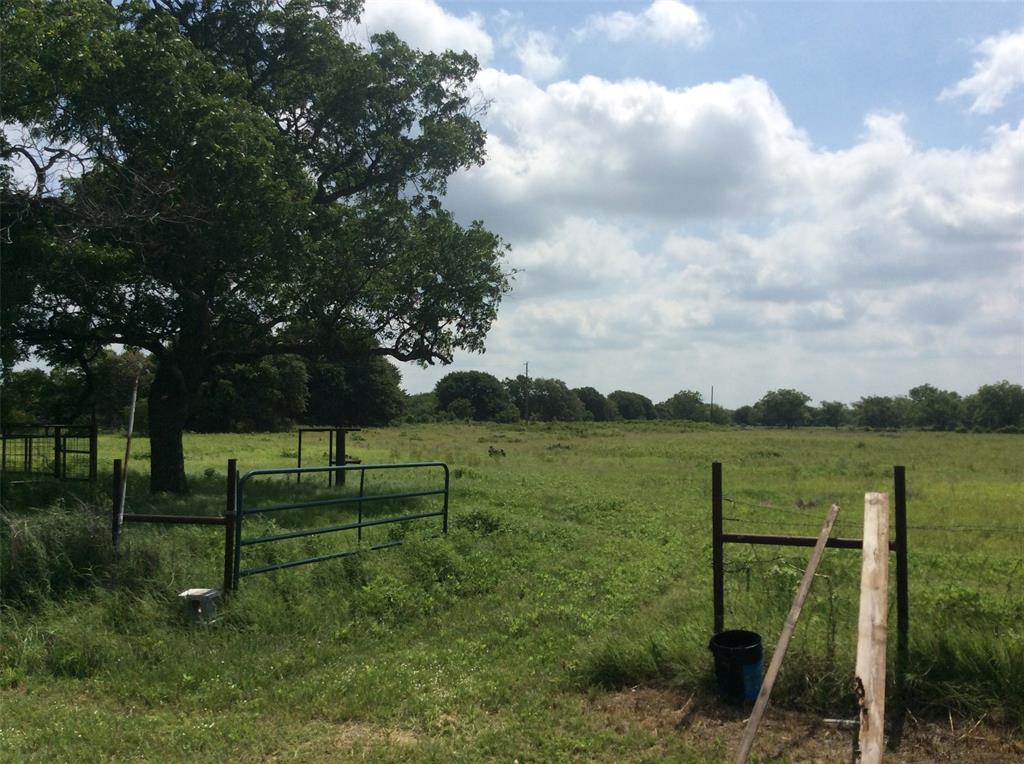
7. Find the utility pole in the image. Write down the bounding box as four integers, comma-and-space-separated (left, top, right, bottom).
709, 385, 714, 423
523, 362, 530, 423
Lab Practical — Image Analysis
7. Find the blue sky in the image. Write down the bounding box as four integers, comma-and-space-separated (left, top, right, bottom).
354, 1, 1023, 407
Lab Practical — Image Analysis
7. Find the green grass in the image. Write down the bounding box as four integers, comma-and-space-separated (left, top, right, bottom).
2, 423, 1022, 761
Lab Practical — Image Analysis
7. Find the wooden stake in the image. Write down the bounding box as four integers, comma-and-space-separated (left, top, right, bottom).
733, 503, 841, 764
856, 492, 890, 763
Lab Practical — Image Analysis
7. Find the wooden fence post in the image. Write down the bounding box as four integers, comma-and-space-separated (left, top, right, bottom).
856, 492, 890, 763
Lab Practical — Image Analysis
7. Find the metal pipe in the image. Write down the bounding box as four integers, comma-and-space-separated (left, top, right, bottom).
358, 467, 365, 543
894, 465, 908, 667
238, 461, 448, 482
121, 513, 227, 525
712, 462, 724, 633
442, 463, 449, 534
114, 371, 141, 559
240, 509, 445, 547
240, 539, 404, 578
721, 533, 870, 550
223, 459, 237, 592
111, 459, 123, 548
241, 487, 448, 516
233, 467, 244, 591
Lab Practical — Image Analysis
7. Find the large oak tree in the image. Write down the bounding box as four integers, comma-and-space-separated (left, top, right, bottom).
1, 0, 510, 492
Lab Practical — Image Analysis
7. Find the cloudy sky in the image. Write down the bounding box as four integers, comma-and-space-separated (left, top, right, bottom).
373, 1, 1023, 406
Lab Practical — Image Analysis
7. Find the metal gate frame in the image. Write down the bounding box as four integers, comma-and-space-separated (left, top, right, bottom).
1, 424, 98, 482
232, 461, 449, 587
711, 462, 909, 676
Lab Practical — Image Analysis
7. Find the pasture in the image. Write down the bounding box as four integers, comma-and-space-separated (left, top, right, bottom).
2, 423, 1022, 762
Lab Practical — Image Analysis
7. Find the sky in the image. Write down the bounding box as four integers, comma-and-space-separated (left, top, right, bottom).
349, 0, 1024, 408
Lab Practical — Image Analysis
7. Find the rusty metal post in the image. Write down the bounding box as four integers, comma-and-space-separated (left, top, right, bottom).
712, 461, 724, 634
223, 459, 237, 592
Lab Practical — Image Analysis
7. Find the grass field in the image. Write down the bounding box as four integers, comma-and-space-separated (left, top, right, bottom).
2, 423, 1022, 762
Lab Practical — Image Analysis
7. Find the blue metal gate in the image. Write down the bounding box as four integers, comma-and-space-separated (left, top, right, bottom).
232, 462, 449, 586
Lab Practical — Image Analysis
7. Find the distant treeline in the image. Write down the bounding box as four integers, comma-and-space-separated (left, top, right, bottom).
409, 371, 1024, 433
2, 353, 1021, 433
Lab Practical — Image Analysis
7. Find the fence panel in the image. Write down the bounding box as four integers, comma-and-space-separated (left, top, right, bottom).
1, 424, 97, 482
233, 461, 449, 586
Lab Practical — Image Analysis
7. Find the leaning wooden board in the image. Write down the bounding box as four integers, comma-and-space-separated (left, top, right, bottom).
733, 503, 841, 764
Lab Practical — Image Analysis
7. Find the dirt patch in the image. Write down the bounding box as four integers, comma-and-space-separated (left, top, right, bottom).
588, 688, 1023, 762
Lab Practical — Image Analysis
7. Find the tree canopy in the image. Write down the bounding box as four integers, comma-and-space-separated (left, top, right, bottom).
657, 389, 704, 421
573, 386, 619, 422
608, 390, 656, 420
526, 378, 586, 422
756, 389, 811, 428
435, 371, 511, 421
1, 0, 510, 491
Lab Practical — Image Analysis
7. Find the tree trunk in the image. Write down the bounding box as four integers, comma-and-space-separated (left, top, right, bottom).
148, 360, 189, 494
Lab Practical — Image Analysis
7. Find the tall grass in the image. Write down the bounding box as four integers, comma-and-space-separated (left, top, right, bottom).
1, 424, 1021, 761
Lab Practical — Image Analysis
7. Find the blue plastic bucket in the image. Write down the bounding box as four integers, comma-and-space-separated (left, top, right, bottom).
709, 629, 763, 704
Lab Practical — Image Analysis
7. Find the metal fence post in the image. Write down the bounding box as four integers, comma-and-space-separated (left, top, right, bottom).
712, 461, 724, 634
442, 464, 450, 534
894, 465, 908, 667
357, 467, 365, 543
233, 467, 244, 590
224, 459, 237, 592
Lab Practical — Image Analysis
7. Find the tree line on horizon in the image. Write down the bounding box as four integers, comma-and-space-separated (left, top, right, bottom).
411, 371, 1024, 433
6, 355, 1019, 435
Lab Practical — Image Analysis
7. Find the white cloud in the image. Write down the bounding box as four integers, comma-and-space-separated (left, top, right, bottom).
425, 70, 1023, 404
357, 0, 493, 62
448, 71, 813, 229
578, 1, 710, 47
509, 217, 652, 298
939, 27, 1024, 114
512, 30, 565, 82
